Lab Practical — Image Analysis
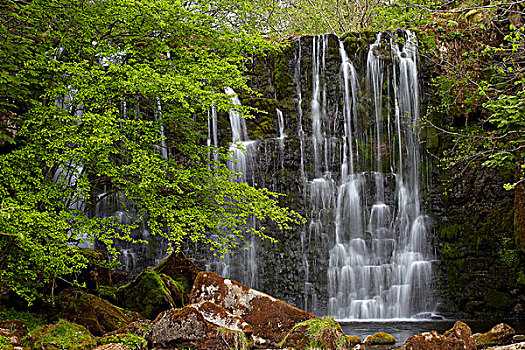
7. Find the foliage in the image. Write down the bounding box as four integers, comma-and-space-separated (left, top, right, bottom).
0, 308, 47, 331
29, 319, 96, 350
0, 0, 302, 304
99, 332, 148, 350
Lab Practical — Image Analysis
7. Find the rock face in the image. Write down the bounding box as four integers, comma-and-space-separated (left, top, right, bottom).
189, 271, 315, 346
402, 321, 476, 350
476, 323, 516, 347
280, 317, 361, 349
151, 302, 251, 350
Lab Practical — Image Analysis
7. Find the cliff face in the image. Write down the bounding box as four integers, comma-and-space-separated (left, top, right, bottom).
189, 31, 525, 319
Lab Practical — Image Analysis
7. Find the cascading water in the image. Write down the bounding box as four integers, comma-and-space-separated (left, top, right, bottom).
175, 31, 435, 319
326, 31, 433, 319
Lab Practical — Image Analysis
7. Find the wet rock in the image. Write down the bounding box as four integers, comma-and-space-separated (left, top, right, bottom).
485, 342, 525, 349
514, 335, 525, 342
280, 317, 361, 349
476, 323, 515, 347
190, 271, 315, 346
116, 268, 183, 320
402, 321, 476, 350
151, 301, 251, 350
364, 331, 396, 345
29, 319, 97, 350
58, 289, 141, 336
78, 248, 113, 291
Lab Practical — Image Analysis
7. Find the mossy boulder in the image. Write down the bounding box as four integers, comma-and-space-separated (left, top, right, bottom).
401, 321, 476, 350
57, 289, 140, 336
153, 251, 199, 304
475, 323, 515, 347
116, 268, 183, 320
29, 319, 96, 350
364, 331, 396, 345
280, 317, 361, 350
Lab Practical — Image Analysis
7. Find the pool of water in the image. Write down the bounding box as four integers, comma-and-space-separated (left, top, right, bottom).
339, 319, 525, 347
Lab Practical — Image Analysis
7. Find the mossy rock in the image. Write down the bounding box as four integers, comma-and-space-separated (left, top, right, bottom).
116, 269, 178, 320
153, 251, 199, 302
97, 332, 148, 349
475, 323, 515, 347
0, 335, 14, 350
364, 331, 396, 345
280, 316, 360, 350
58, 289, 140, 336
29, 319, 96, 350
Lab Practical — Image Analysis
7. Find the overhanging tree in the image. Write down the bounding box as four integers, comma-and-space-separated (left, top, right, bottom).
0, 0, 301, 304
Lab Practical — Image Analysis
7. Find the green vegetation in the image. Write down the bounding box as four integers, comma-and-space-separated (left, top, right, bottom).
99, 332, 148, 350
0, 309, 47, 331
29, 319, 96, 350
0, 0, 302, 305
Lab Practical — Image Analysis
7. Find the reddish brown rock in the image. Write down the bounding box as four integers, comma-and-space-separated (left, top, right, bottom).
151, 301, 252, 350
93, 344, 129, 350
402, 322, 476, 350
189, 271, 315, 346
476, 323, 516, 347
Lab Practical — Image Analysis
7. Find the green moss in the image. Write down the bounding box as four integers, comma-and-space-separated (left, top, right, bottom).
98, 332, 148, 350
30, 319, 96, 350
280, 317, 357, 350
0, 335, 14, 350
0, 309, 46, 331
364, 332, 396, 345
273, 52, 293, 99
97, 285, 118, 303
117, 269, 174, 319
484, 290, 513, 310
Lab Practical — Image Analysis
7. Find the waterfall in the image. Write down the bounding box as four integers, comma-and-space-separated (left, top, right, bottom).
326, 31, 433, 319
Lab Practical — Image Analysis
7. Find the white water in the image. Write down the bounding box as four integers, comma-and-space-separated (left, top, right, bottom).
327, 31, 433, 319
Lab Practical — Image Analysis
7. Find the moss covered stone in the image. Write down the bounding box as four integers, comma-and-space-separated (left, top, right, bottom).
116, 269, 176, 320
280, 316, 360, 350
364, 331, 396, 345
29, 319, 96, 350
475, 323, 515, 347
58, 290, 139, 336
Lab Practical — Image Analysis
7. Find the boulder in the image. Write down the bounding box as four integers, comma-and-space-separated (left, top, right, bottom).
151, 301, 252, 350
189, 271, 315, 346
116, 268, 183, 320
58, 290, 141, 336
476, 323, 516, 347
280, 317, 361, 349
402, 321, 476, 350
154, 251, 199, 304
29, 319, 97, 350
364, 332, 395, 345
93, 345, 129, 350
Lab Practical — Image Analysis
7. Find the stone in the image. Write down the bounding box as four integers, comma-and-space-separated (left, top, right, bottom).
280, 317, 361, 349
514, 335, 525, 342
151, 301, 251, 350
116, 268, 181, 320
476, 323, 516, 347
153, 251, 199, 305
0, 321, 28, 341
29, 319, 97, 350
57, 289, 141, 336
189, 271, 315, 346
93, 344, 130, 350
402, 321, 476, 350
485, 342, 525, 350
364, 331, 396, 345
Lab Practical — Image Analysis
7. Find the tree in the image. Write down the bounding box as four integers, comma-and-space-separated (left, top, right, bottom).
0, 0, 301, 304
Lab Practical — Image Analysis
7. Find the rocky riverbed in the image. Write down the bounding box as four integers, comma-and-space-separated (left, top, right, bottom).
1, 250, 524, 349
